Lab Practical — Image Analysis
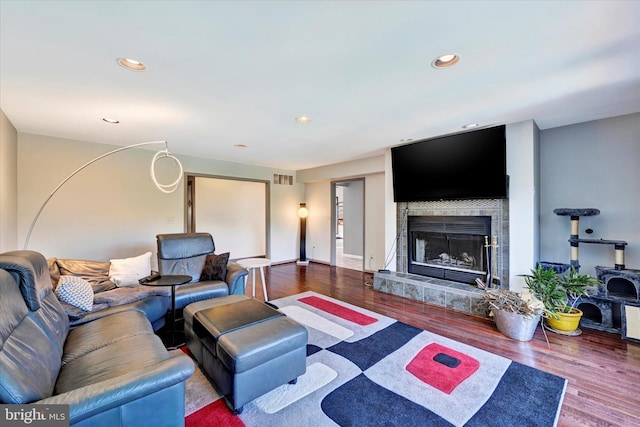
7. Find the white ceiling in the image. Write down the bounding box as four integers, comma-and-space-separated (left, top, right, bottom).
1, 1, 639, 170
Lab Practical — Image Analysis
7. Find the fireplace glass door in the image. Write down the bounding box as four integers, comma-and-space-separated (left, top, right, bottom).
412, 232, 485, 273
408, 216, 491, 284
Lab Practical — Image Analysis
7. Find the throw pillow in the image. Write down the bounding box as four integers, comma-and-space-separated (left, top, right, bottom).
55, 275, 94, 312
201, 252, 230, 281
109, 251, 152, 287
56, 258, 116, 293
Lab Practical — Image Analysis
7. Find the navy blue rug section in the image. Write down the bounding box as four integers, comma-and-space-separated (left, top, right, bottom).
466, 362, 567, 427
307, 344, 322, 357
322, 374, 455, 427
327, 321, 422, 370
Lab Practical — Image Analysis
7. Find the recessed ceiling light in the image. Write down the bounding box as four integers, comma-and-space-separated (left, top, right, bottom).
234, 144, 247, 148
102, 117, 120, 124
116, 58, 147, 71
431, 54, 459, 69
462, 123, 479, 129
295, 116, 311, 124
400, 138, 414, 143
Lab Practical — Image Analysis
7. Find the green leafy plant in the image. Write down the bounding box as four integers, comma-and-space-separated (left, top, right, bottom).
523, 265, 600, 317
558, 266, 599, 311
522, 265, 565, 318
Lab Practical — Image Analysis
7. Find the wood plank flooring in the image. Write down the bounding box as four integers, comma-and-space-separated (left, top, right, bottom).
252, 262, 640, 427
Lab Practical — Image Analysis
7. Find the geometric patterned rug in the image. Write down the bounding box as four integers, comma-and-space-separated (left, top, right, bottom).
182, 291, 567, 427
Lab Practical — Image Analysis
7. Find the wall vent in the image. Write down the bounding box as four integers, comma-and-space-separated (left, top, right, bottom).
273, 174, 293, 185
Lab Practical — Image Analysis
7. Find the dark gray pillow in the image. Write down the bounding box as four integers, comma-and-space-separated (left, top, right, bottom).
200, 252, 230, 281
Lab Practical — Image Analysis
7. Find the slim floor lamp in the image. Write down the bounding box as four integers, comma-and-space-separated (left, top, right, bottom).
297, 203, 309, 266
23, 140, 183, 249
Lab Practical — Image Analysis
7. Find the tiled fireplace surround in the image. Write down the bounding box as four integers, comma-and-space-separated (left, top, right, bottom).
373, 199, 509, 316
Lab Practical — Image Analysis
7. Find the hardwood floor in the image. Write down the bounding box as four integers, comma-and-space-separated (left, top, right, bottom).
253, 262, 640, 427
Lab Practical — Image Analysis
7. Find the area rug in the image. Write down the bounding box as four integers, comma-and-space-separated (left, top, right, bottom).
177, 291, 567, 427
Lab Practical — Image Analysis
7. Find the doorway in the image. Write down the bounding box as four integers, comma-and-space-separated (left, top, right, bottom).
332, 179, 364, 271
186, 174, 269, 260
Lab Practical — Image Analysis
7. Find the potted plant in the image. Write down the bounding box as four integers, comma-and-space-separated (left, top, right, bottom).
479, 288, 543, 341
523, 265, 600, 333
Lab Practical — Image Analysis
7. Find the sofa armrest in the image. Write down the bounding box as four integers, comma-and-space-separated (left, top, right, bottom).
225, 262, 248, 295
36, 354, 194, 425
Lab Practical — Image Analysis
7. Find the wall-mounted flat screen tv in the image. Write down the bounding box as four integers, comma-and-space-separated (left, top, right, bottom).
391, 125, 507, 202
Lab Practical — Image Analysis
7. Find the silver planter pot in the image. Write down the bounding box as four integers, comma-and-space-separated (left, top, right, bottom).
493, 308, 542, 341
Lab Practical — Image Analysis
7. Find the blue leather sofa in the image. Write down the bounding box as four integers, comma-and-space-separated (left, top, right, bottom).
0, 250, 195, 426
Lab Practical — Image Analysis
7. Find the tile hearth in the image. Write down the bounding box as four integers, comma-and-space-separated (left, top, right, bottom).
373, 271, 485, 316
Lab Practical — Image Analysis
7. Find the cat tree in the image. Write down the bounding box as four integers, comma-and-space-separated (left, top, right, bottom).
552, 208, 639, 342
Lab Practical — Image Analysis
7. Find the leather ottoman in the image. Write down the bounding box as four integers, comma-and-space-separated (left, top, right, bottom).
184, 295, 308, 414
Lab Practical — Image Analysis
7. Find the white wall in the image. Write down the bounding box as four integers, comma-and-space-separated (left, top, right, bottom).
17, 133, 304, 267
383, 149, 397, 271
365, 173, 386, 271
539, 113, 640, 276
305, 181, 332, 263
194, 177, 266, 259
0, 109, 18, 252
506, 120, 540, 291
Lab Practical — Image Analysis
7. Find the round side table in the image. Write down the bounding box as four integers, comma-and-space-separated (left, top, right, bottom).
142, 274, 192, 349
237, 258, 271, 301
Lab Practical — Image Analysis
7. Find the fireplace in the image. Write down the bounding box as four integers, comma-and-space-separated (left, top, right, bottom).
408, 216, 491, 284
374, 199, 508, 316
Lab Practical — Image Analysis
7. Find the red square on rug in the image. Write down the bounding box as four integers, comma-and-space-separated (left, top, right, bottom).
298, 296, 377, 325
406, 343, 479, 394
185, 399, 245, 427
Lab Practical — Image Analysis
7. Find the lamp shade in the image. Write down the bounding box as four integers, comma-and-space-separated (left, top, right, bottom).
298, 204, 309, 218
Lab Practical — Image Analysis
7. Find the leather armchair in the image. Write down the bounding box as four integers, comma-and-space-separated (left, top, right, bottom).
156, 233, 248, 309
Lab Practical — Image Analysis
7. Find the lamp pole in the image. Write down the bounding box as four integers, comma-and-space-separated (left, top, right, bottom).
297, 203, 309, 266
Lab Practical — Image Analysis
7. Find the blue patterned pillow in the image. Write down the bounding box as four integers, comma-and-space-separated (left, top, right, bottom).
55, 275, 94, 312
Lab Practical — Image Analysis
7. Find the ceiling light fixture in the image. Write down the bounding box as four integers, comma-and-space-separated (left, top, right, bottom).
295, 116, 311, 124
431, 54, 459, 69
102, 117, 120, 124
400, 138, 414, 143
234, 144, 248, 148
116, 58, 147, 71
462, 123, 479, 129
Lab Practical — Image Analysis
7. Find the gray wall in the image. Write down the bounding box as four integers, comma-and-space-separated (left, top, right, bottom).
342, 180, 364, 257
16, 133, 304, 265
539, 113, 640, 276
0, 109, 18, 252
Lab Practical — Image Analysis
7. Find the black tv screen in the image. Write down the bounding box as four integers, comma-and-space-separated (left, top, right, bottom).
391, 125, 507, 202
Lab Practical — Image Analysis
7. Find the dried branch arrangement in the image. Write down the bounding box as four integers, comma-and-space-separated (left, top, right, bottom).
479, 289, 541, 318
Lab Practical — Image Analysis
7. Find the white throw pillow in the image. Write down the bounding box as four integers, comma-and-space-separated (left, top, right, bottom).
109, 251, 152, 287
55, 275, 94, 312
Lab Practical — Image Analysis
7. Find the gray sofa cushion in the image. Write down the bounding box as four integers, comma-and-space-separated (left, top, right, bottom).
61, 310, 155, 365
157, 232, 215, 261
50, 258, 116, 293
56, 333, 169, 394
1, 250, 54, 311
0, 269, 62, 403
